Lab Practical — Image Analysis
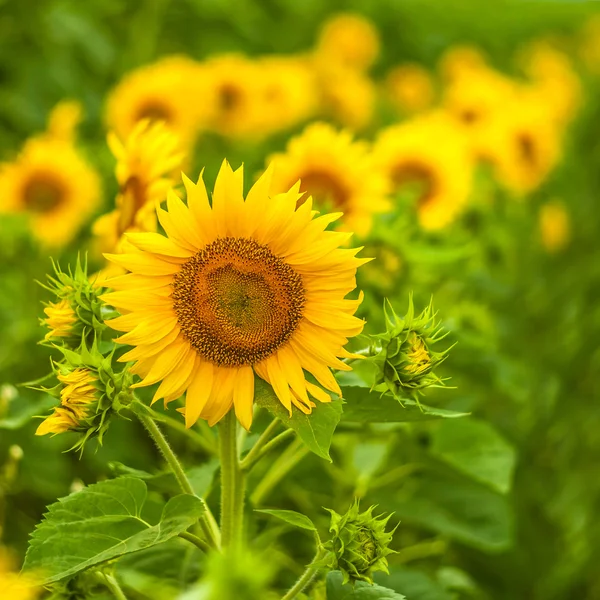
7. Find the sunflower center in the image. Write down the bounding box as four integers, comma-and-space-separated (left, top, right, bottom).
218, 84, 242, 111
298, 169, 349, 210
391, 162, 437, 209
136, 100, 172, 124
517, 133, 537, 167
172, 237, 305, 367
23, 174, 65, 213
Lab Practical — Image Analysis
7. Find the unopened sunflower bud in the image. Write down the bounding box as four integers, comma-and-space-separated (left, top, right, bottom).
34, 340, 133, 452
321, 501, 396, 585
40, 256, 110, 347
368, 296, 451, 400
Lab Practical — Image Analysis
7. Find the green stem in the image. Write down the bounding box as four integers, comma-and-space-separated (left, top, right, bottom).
102, 573, 128, 600
179, 530, 210, 552
240, 418, 292, 472
145, 406, 218, 455
241, 429, 296, 472
281, 548, 327, 600
218, 410, 246, 550
137, 411, 220, 550
250, 439, 309, 506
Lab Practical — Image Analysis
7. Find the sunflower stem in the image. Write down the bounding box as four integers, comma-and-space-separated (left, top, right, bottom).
137, 411, 220, 550
101, 572, 128, 600
218, 410, 246, 550
240, 418, 282, 471
281, 547, 327, 600
178, 530, 210, 552
241, 428, 295, 472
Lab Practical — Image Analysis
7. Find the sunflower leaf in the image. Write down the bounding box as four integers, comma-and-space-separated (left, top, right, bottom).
254, 377, 342, 461
23, 476, 205, 584
327, 571, 407, 599
255, 508, 317, 531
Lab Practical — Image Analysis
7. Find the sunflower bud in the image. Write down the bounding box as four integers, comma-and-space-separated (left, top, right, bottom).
34, 341, 132, 452
368, 296, 451, 400
322, 501, 396, 585
40, 256, 110, 347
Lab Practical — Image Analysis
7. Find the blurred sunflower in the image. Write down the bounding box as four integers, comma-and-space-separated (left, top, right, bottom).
0, 134, 100, 247
385, 63, 435, 114
93, 120, 184, 257
315, 12, 380, 71
0, 547, 40, 600
102, 161, 367, 430
539, 200, 570, 253
373, 111, 473, 230
442, 63, 518, 157
106, 56, 202, 148
46, 99, 82, 142
482, 95, 562, 195
438, 45, 488, 82
314, 59, 376, 130
578, 15, 600, 74
201, 55, 267, 139
518, 41, 581, 127
256, 56, 318, 136
267, 122, 389, 236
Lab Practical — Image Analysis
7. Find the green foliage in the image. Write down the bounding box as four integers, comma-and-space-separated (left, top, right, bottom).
256, 508, 318, 532
326, 571, 406, 600
23, 477, 205, 584
255, 377, 343, 461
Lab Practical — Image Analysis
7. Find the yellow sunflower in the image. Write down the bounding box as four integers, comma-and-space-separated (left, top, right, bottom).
102, 161, 367, 430
255, 56, 319, 136
200, 54, 268, 139
385, 63, 435, 114
517, 41, 581, 127
373, 111, 473, 230
316, 12, 380, 71
267, 122, 389, 237
0, 547, 40, 600
93, 119, 184, 257
439, 45, 488, 82
314, 59, 376, 130
46, 100, 82, 142
481, 93, 562, 195
0, 135, 101, 247
106, 56, 203, 148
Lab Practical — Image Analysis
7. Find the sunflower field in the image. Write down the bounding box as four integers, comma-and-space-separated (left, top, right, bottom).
1, 1, 600, 598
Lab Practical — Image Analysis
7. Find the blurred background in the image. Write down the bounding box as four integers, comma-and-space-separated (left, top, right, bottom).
1, 0, 600, 598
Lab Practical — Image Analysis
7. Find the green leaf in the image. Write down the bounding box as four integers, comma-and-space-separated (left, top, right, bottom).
376, 568, 452, 600
255, 508, 317, 531
24, 477, 205, 584
376, 470, 513, 552
327, 571, 407, 599
340, 386, 469, 423
0, 390, 56, 430
430, 419, 516, 494
254, 377, 342, 461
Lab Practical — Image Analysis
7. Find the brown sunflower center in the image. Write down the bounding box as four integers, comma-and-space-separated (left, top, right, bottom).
136, 100, 172, 124
172, 237, 305, 367
23, 174, 65, 213
218, 84, 242, 112
391, 162, 437, 209
517, 133, 537, 167
298, 169, 349, 210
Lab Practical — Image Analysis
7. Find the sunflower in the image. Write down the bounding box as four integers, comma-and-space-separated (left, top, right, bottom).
372, 111, 473, 230
539, 200, 570, 253
0, 135, 101, 247
36, 369, 98, 436
481, 93, 562, 195
43, 299, 77, 341
267, 122, 389, 237
316, 12, 380, 71
385, 63, 435, 114
46, 100, 82, 142
255, 56, 318, 136
106, 56, 203, 149
93, 120, 184, 258
0, 548, 40, 600
314, 59, 376, 130
201, 54, 269, 139
102, 161, 368, 430
438, 45, 488, 82
517, 41, 581, 127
